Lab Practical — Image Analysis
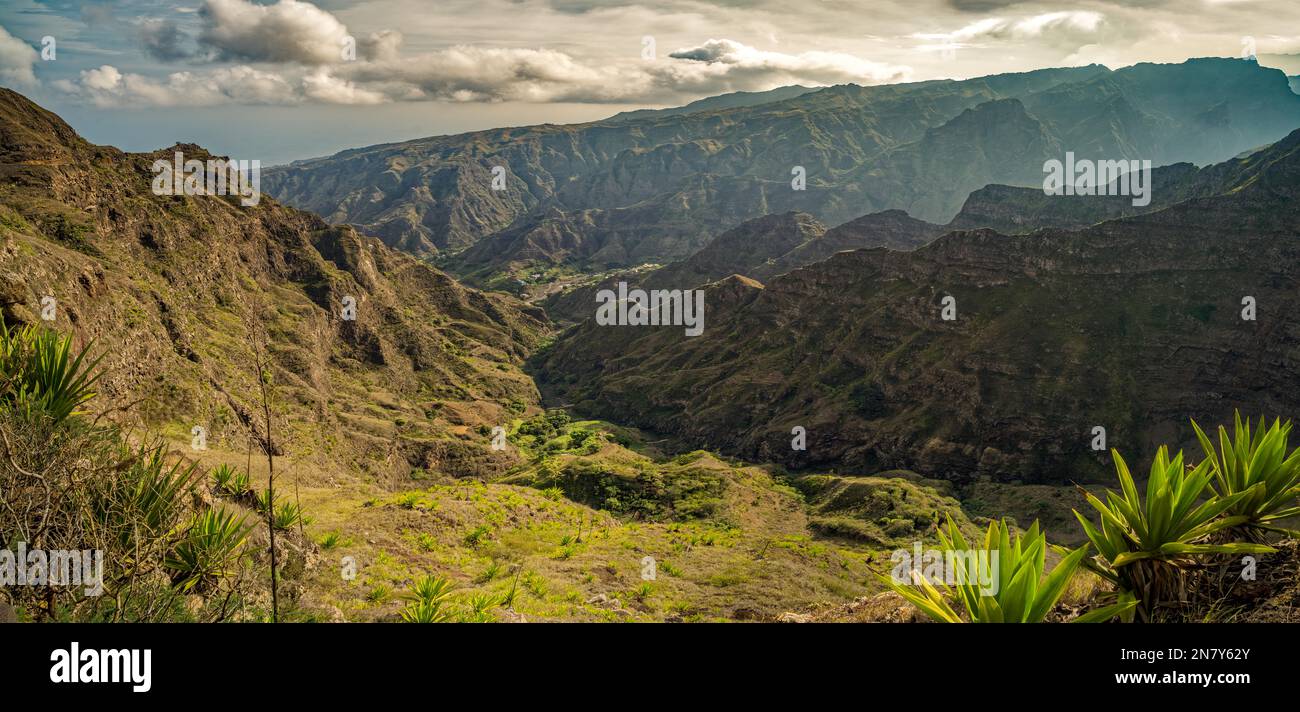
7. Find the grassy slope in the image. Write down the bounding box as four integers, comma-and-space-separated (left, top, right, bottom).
184, 415, 986, 622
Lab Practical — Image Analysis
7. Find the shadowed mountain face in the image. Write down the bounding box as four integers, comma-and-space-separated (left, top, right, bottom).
264, 59, 1300, 284
753, 210, 946, 281
530, 127, 1300, 486
540, 139, 1293, 325
541, 209, 946, 323
0, 89, 548, 482
948, 132, 1300, 232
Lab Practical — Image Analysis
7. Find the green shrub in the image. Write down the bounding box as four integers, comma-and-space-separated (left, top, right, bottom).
255, 488, 274, 514
847, 381, 887, 419
542, 460, 723, 521
395, 492, 422, 510
522, 571, 548, 599
99, 444, 199, 551
210, 463, 236, 492
544, 409, 571, 431
541, 485, 563, 501
0, 324, 210, 620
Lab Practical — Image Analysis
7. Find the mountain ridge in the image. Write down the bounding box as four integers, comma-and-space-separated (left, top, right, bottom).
265, 58, 1300, 286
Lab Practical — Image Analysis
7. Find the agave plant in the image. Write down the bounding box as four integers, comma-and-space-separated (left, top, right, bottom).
1075, 447, 1275, 620
1192, 412, 1300, 541
255, 487, 275, 514
400, 600, 452, 623
400, 574, 455, 623
405, 574, 454, 605
318, 531, 344, 549
88, 443, 199, 551
272, 501, 310, 531
164, 507, 254, 592
128, 450, 198, 535
877, 516, 1135, 623
460, 593, 500, 623
209, 464, 251, 498
228, 469, 251, 497
500, 567, 523, 609
0, 321, 102, 423
210, 463, 236, 493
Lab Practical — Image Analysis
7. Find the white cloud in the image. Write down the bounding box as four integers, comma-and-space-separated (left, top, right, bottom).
667, 39, 911, 86
913, 11, 1106, 52
358, 30, 403, 63
198, 0, 354, 64
54, 35, 911, 107
1016, 11, 1104, 38
0, 24, 38, 87
51, 0, 1253, 110
67, 0, 911, 106
303, 68, 386, 104
58, 64, 299, 107
327, 39, 909, 104
80, 65, 122, 92
341, 46, 639, 103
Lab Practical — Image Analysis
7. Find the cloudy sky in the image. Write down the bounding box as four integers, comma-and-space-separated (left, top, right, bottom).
1, 0, 1299, 164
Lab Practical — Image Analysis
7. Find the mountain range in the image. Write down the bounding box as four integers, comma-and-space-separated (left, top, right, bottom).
264, 58, 1300, 290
